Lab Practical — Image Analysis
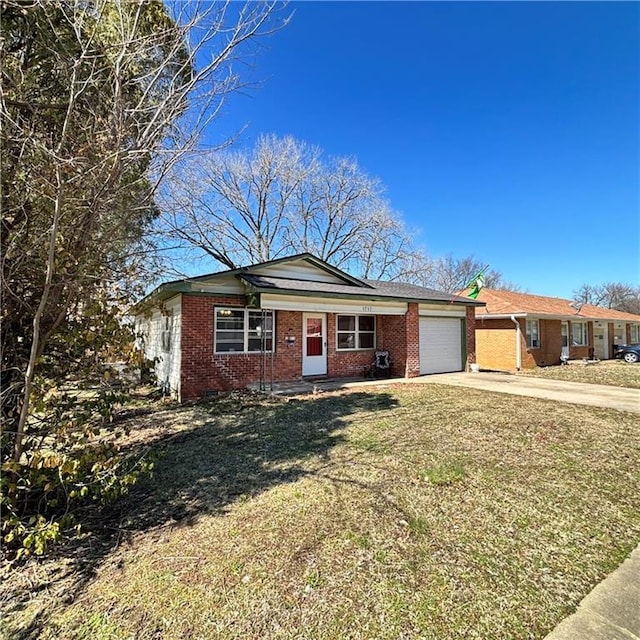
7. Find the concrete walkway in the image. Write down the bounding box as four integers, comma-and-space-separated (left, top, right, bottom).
543, 543, 640, 640
256, 371, 640, 414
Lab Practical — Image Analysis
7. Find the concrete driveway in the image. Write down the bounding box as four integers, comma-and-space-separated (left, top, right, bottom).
265, 371, 640, 413
404, 371, 640, 413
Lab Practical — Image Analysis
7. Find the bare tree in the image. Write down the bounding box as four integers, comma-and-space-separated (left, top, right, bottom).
398, 253, 519, 294
574, 282, 640, 314
156, 134, 416, 277
1, 0, 286, 551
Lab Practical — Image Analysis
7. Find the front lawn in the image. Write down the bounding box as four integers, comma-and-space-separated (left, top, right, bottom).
2, 386, 639, 640
516, 359, 640, 388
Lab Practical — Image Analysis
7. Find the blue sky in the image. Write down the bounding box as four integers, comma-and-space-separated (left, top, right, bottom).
207, 1, 639, 299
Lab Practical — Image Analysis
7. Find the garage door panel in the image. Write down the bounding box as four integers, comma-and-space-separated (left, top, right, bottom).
419, 317, 462, 375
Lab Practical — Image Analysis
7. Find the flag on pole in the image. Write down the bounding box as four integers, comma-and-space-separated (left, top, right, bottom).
466, 267, 488, 299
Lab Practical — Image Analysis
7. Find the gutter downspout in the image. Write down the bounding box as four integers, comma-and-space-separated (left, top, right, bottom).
511, 315, 522, 370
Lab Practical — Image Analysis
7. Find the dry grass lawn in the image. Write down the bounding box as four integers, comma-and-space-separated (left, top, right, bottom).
2, 385, 639, 640
516, 359, 640, 389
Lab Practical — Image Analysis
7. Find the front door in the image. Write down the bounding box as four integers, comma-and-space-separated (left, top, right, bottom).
593, 323, 608, 360
303, 313, 327, 376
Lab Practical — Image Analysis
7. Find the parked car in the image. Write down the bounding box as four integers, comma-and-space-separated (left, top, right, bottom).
613, 343, 640, 363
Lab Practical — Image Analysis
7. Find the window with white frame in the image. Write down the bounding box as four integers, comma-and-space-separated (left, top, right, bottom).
571, 321, 589, 346
526, 319, 540, 348
214, 308, 274, 353
337, 315, 376, 350
631, 324, 640, 343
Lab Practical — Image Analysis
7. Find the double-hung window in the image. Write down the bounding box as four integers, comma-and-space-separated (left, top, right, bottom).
631, 324, 640, 343
215, 308, 274, 353
571, 321, 589, 347
526, 319, 540, 349
337, 315, 375, 350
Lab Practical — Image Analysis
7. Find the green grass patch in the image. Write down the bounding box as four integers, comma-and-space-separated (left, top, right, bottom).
419, 461, 466, 485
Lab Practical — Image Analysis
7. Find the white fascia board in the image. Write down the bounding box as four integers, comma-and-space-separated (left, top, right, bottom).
476, 313, 528, 320
419, 303, 466, 318
261, 293, 407, 315
477, 312, 629, 323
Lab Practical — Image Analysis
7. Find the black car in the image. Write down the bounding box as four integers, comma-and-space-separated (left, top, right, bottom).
613, 343, 640, 363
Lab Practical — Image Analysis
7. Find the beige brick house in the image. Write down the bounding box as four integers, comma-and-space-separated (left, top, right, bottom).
474, 289, 640, 371
135, 253, 484, 400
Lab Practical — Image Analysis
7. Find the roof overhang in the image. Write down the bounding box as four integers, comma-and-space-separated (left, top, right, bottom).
477, 312, 638, 322
246, 283, 480, 307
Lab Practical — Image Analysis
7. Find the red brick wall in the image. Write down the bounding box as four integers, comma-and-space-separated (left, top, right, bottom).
326, 314, 375, 378
405, 303, 421, 377
181, 295, 305, 399
377, 315, 407, 378
180, 295, 419, 398
466, 306, 476, 367
476, 316, 595, 370
180, 294, 473, 398
567, 320, 593, 360
522, 319, 563, 367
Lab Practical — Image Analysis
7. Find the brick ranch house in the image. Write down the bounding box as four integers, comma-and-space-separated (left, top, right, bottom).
134, 253, 484, 400
474, 288, 640, 371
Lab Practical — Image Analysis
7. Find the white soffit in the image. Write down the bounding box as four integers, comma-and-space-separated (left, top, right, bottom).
419, 303, 466, 318
188, 274, 244, 294
261, 293, 407, 315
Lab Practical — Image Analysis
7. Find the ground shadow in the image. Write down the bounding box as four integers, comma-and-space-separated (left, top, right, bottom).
7, 390, 398, 639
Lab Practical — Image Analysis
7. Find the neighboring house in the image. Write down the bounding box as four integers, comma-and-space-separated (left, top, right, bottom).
134, 253, 484, 400
474, 288, 640, 371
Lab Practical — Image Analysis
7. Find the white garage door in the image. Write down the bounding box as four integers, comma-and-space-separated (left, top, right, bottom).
419, 317, 463, 375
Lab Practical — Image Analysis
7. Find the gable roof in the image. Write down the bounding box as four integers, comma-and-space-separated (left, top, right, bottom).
476, 288, 640, 322
136, 253, 484, 309
238, 273, 476, 304
182, 252, 370, 288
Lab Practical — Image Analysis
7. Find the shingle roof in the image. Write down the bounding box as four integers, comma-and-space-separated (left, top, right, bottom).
239, 274, 480, 305
476, 288, 640, 322
135, 252, 486, 309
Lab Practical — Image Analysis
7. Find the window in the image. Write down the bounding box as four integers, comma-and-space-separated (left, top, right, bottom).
337, 315, 375, 350
571, 321, 589, 346
631, 324, 640, 343
161, 314, 172, 352
561, 322, 569, 347
526, 319, 540, 349
214, 308, 273, 353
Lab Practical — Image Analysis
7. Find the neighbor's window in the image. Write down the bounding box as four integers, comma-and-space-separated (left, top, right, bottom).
526, 319, 540, 349
631, 324, 640, 343
337, 315, 375, 350
214, 308, 274, 353
571, 321, 589, 347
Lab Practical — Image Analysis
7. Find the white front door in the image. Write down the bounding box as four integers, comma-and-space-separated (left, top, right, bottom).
593, 323, 608, 360
303, 313, 327, 376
